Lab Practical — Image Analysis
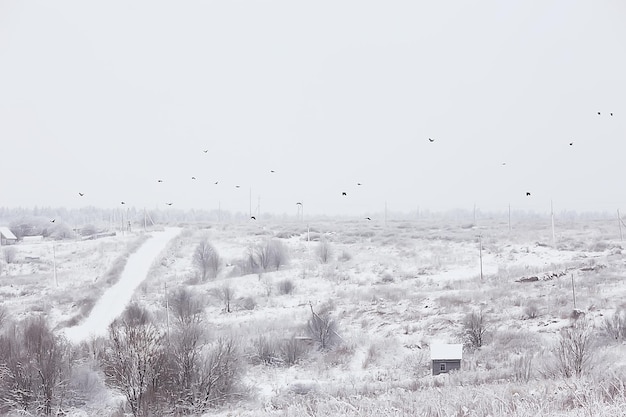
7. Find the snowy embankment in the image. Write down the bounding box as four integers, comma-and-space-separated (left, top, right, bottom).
64, 227, 181, 343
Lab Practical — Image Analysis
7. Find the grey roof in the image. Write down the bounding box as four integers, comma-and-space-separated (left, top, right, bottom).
430, 343, 463, 360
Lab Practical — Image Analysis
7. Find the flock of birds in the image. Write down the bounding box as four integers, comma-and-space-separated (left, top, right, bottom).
52, 111, 615, 224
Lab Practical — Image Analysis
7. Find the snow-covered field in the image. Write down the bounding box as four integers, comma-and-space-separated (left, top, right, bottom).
1, 216, 625, 416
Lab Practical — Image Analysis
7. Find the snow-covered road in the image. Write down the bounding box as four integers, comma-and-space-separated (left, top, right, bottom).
64, 227, 181, 343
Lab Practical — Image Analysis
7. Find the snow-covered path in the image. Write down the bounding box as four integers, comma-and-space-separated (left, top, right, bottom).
64, 227, 181, 343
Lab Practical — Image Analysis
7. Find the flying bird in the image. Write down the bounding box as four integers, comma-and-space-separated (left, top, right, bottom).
597, 112, 601, 115
357, 182, 362, 186
50, 219, 55, 223
121, 202, 125, 205
157, 179, 163, 183
569, 142, 574, 146
610, 112, 614, 116
526, 192, 531, 196
296, 202, 303, 206
203, 150, 208, 153
214, 181, 219, 185
235, 185, 240, 188
342, 192, 347, 196
250, 216, 256, 220
365, 217, 371, 221
166, 202, 173, 206
191, 176, 196, 180
78, 192, 84, 197
270, 170, 275, 173
501, 162, 507, 166
428, 138, 435, 142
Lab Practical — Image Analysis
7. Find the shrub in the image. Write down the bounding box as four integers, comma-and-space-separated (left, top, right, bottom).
252, 335, 279, 365
555, 319, 594, 378
339, 250, 352, 262
524, 302, 540, 319
238, 296, 257, 311
602, 309, 626, 341
278, 279, 295, 295
2, 247, 16, 264
168, 287, 206, 326
317, 240, 333, 264
307, 304, 340, 350
280, 335, 307, 366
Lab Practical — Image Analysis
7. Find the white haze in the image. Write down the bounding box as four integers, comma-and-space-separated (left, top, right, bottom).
1, 1, 625, 216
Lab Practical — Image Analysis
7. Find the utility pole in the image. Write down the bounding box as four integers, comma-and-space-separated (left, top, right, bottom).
508, 204, 511, 232
478, 234, 483, 281
165, 282, 170, 344
618, 209, 623, 241
52, 242, 58, 287
473, 203, 476, 224
384, 201, 388, 227
551, 200, 556, 247
571, 273, 576, 310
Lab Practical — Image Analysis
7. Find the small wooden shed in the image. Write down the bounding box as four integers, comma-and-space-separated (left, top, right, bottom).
0, 227, 18, 245
431, 343, 463, 375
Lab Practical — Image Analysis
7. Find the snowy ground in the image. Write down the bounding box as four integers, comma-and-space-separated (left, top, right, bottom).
1, 216, 625, 415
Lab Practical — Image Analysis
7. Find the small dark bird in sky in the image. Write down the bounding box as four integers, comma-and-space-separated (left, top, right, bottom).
166, 202, 173, 206
203, 150, 208, 153
251, 216, 256, 220
50, 219, 55, 223
342, 192, 347, 196
78, 192, 84, 197
365, 217, 371, 220
428, 138, 435, 142
357, 182, 362, 186
296, 202, 303, 206
235, 185, 240, 188
157, 179, 163, 183
502, 162, 506, 166
569, 142, 574, 146
597, 112, 601, 115
270, 170, 275, 173
191, 176, 196, 180
610, 112, 614, 116
121, 202, 125, 205
526, 192, 531, 196
214, 181, 219, 185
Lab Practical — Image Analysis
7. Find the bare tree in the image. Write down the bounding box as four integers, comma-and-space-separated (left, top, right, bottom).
193, 239, 221, 281
219, 285, 235, 314
164, 320, 205, 413
0, 316, 69, 416
22, 316, 67, 416
103, 306, 165, 417
196, 337, 246, 409
463, 310, 487, 349
252, 240, 289, 272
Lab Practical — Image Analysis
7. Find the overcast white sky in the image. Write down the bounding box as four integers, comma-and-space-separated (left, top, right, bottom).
1, 1, 625, 216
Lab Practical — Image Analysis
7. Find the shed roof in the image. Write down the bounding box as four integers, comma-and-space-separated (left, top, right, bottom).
0, 227, 17, 240
430, 343, 463, 360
